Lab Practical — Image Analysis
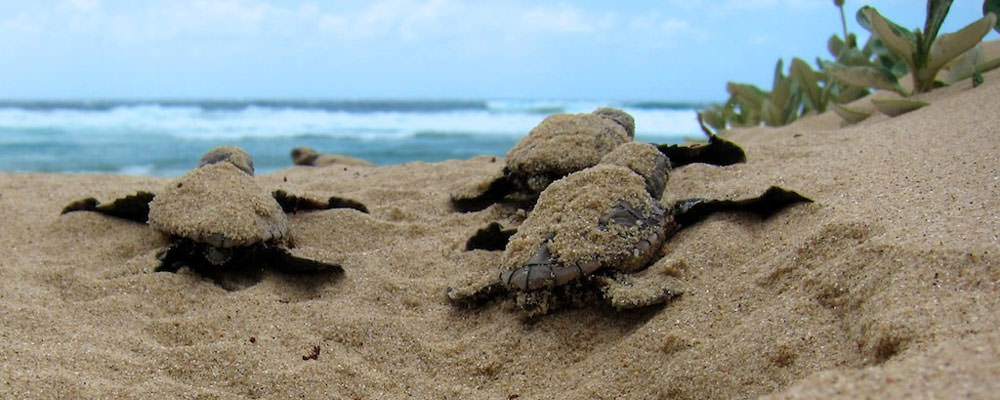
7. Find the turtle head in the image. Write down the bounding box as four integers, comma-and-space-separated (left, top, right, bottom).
600, 142, 669, 198
290, 146, 320, 166
198, 146, 255, 176
593, 107, 635, 138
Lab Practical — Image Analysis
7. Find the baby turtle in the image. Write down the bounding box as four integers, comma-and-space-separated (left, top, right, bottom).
61, 146, 368, 285
451, 108, 746, 212
448, 142, 811, 317
291, 146, 374, 167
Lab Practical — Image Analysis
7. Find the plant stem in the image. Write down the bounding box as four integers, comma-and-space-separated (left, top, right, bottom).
838, 3, 849, 46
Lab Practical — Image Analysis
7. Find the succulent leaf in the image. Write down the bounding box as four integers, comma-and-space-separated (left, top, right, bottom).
823, 62, 906, 95
872, 98, 929, 117
863, 7, 917, 70
924, 0, 954, 42
700, 106, 728, 131
927, 12, 997, 77
831, 84, 869, 104
832, 103, 872, 124
790, 58, 827, 113
986, 0, 1000, 33
726, 82, 767, 108
856, 6, 873, 32
947, 44, 983, 83
829, 35, 845, 58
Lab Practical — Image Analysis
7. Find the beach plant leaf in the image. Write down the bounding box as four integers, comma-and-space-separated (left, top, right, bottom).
861, 5, 995, 94
762, 59, 800, 126
700, 104, 729, 131
947, 44, 983, 83
823, 61, 907, 95
829, 34, 846, 58
831, 84, 869, 104
725, 82, 767, 126
790, 58, 827, 113
863, 36, 910, 77
924, 0, 954, 43
862, 7, 917, 70
926, 12, 997, 80
986, 0, 1000, 33
830, 35, 872, 66
872, 98, 929, 116
832, 103, 872, 124
726, 82, 767, 108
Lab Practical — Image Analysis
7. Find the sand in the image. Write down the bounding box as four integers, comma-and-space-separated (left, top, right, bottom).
2, 70, 999, 399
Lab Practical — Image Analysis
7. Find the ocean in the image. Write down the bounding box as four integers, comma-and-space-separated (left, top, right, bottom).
0, 99, 706, 176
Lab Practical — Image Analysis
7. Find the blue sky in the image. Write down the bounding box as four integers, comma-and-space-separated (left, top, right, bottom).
0, 0, 995, 101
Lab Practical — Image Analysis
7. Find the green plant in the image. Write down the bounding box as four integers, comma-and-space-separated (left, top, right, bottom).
699, 0, 1000, 131
761, 59, 801, 127
857, 1, 997, 94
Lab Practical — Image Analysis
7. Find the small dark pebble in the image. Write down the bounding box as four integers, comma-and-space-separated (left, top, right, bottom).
303, 345, 320, 361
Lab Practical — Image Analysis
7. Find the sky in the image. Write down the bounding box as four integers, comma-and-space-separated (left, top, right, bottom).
0, 0, 996, 102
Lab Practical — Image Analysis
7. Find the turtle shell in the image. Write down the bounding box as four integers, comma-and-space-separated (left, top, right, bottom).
600, 141, 670, 199
499, 164, 669, 289
148, 162, 287, 248
505, 112, 632, 185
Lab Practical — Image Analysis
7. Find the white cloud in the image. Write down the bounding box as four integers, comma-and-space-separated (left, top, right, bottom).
666, 0, 822, 13
0, 0, 695, 52
59, 0, 101, 13
521, 4, 603, 34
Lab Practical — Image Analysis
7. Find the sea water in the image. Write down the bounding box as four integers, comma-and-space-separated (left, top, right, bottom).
0, 99, 706, 176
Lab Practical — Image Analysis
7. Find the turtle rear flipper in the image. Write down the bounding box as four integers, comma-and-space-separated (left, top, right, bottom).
465, 222, 517, 251
674, 186, 812, 227
60, 191, 155, 223
272, 190, 369, 214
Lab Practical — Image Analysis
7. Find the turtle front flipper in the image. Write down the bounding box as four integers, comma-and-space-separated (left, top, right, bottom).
272, 190, 369, 214
465, 222, 517, 251
60, 191, 155, 223
450, 175, 515, 212
674, 186, 813, 227
266, 245, 345, 274
657, 112, 746, 168
657, 134, 746, 168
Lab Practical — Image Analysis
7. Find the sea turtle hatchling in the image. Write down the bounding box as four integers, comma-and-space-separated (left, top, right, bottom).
61, 146, 368, 285
291, 146, 374, 167
447, 142, 811, 317
451, 107, 747, 212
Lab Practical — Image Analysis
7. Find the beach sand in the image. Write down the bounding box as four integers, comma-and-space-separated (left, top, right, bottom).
2, 69, 999, 399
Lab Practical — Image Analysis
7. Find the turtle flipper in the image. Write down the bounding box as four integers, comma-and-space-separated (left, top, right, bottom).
326, 196, 369, 213
154, 242, 191, 273
465, 222, 517, 251
674, 186, 813, 227
446, 282, 509, 309
450, 175, 515, 213
267, 246, 345, 274
597, 270, 685, 311
60, 191, 155, 223
657, 134, 746, 168
272, 190, 369, 214
657, 112, 746, 168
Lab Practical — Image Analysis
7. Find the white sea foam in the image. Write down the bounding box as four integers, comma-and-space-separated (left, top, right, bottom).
0, 99, 704, 175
